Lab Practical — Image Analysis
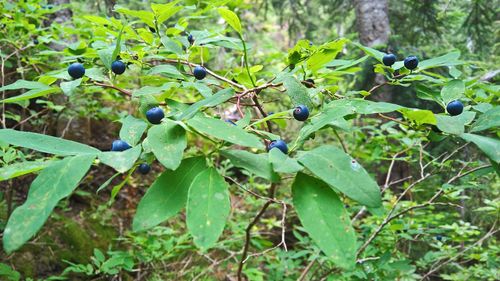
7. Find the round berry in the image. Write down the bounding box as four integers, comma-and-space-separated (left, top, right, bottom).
304, 78, 315, 88
111, 60, 126, 75
111, 140, 131, 152
225, 119, 237, 126
382, 53, 396, 66
146, 107, 165, 125
138, 163, 151, 175
187, 34, 195, 45
33, 38, 39, 45
193, 65, 207, 80
268, 139, 288, 154
446, 100, 464, 116
67, 62, 85, 79
404, 55, 419, 70
293, 105, 309, 121
436, 235, 443, 241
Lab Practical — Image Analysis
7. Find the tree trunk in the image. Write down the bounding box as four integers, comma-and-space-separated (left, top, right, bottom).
354, 0, 390, 47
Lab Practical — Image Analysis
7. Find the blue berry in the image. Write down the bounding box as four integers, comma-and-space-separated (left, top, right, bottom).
111, 140, 131, 152
268, 140, 288, 154
187, 34, 195, 45
293, 105, 309, 121
111, 60, 126, 75
404, 55, 419, 70
138, 163, 151, 175
382, 53, 396, 66
193, 65, 207, 80
68, 62, 85, 79
436, 235, 443, 241
146, 107, 165, 125
446, 100, 464, 116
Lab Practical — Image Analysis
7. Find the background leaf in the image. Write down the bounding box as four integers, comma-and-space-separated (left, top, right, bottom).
460, 133, 500, 163
470, 106, 500, 132
0, 160, 55, 182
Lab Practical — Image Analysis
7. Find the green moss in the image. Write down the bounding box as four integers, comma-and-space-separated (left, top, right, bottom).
4, 212, 117, 278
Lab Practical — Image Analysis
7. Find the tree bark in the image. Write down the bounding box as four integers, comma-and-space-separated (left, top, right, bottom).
354, 0, 390, 46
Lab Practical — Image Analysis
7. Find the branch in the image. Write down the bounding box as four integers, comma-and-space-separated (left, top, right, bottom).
162, 59, 246, 90
93, 82, 132, 97
368, 73, 407, 94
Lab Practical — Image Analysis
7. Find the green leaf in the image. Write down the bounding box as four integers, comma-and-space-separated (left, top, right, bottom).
436, 111, 476, 135
292, 173, 356, 268
0, 80, 52, 91
98, 146, 142, 173
181, 81, 213, 98
98, 47, 114, 70
115, 7, 155, 27
151, 1, 183, 23
281, 74, 313, 108
297, 106, 352, 143
217, 8, 242, 34
60, 78, 82, 95
268, 148, 303, 173
119, 115, 148, 146
329, 99, 402, 114
1, 87, 60, 103
133, 82, 178, 97
399, 108, 437, 125
0, 129, 100, 156
85, 68, 107, 82
441, 79, 465, 105
111, 26, 125, 63
354, 43, 385, 62
161, 36, 183, 55
0, 160, 55, 182
148, 65, 184, 79
298, 145, 382, 207
147, 120, 187, 170
471, 106, 500, 132
307, 39, 348, 71
186, 167, 231, 250
460, 133, 500, 163
3, 155, 95, 253
179, 88, 234, 120
221, 150, 278, 181
187, 115, 264, 149
133, 157, 207, 231
418, 51, 463, 70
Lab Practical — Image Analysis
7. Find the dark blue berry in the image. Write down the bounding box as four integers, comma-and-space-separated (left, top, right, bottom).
304, 78, 314, 88
138, 163, 151, 175
111, 60, 126, 75
188, 34, 194, 45
446, 100, 464, 116
225, 119, 237, 126
193, 66, 207, 80
382, 53, 396, 66
33, 38, 39, 45
146, 107, 165, 125
293, 105, 310, 121
436, 235, 443, 241
404, 55, 419, 70
111, 140, 131, 152
68, 62, 85, 79
268, 140, 288, 154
